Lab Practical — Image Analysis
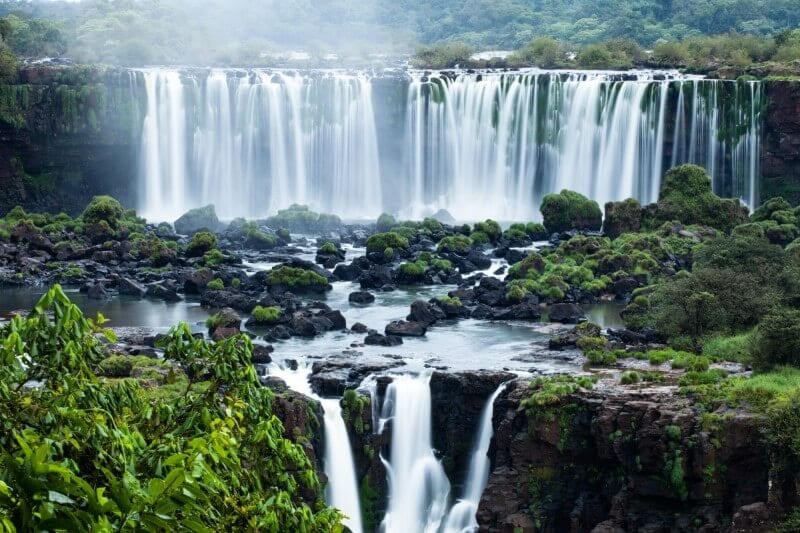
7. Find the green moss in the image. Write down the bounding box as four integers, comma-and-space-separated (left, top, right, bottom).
267, 266, 327, 288
540, 189, 602, 234
366, 232, 409, 254
207, 278, 224, 290
620, 371, 641, 385
398, 260, 427, 278
436, 295, 462, 307
376, 212, 397, 232
250, 305, 280, 324
82, 195, 123, 229
186, 231, 218, 257
319, 242, 337, 254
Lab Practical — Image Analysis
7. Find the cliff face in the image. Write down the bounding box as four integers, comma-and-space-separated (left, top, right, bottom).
761, 80, 800, 205
0, 66, 140, 215
478, 382, 775, 533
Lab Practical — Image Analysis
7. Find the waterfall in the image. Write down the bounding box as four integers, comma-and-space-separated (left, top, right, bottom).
321, 399, 364, 533
442, 382, 509, 533
267, 364, 363, 533
134, 69, 764, 222
380, 372, 451, 533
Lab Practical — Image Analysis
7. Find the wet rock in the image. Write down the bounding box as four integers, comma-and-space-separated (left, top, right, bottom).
349, 290, 375, 304
87, 282, 109, 300
364, 332, 403, 346
174, 204, 223, 234
146, 281, 181, 302
334, 262, 362, 281
117, 277, 146, 298
408, 300, 445, 326
264, 324, 292, 341
309, 355, 406, 395
252, 344, 274, 364
324, 310, 347, 330
290, 313, 318, 338
548, 302, 585, 323
200, 289, 257, 312
359, 265, 393, 289
208, 307, 241, 340
385, 320, 426, 337
489, 301, 540, 320
351, 322, 369, 334
183, 268, 214, 294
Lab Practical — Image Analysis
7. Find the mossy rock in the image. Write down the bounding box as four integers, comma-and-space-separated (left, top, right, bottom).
174, 204, 222, 235
366, 232, 409, 254
540, 190, 602, 234
82, 195, 124, 229
603, 198, 642, 238
186, 231, 218, 257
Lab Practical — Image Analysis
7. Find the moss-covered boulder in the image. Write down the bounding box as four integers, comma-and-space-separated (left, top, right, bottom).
540, 190, 602, 234
603, 198, 642, 238
642, 165, 749, 232
174, 204, 223, 235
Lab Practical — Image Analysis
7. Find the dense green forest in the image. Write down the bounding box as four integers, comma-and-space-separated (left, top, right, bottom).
0, 0, 799, 65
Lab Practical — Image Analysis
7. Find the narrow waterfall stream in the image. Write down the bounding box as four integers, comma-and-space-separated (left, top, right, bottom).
442, 382, 510, 533
379, 372, 452, 532
267, 364, 364, 533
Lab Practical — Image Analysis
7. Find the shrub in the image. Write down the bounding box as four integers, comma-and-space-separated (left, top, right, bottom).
411, 41, 474, 69
267, 266, 328, 288
620, 371, 641, 385
603, 198, 642, 238
525, 222, 548, 240
540, 190, 602, 234
366, 232, 409, 254
207, 278, 224, 290
251, 305, 280, 324
750, 308, 800, 370
398, 260, 427, 278
97, 355, 134, 377
186, 231, 218, 257
437, 235, 472, 254
586, 350, 617, 366
507, 252, 546, 280
576, 336, 608, 352
702, 333, 752, 364
436, 295, 462, 307
82, 195, 124, 229
473, 219, 501, 241
319, 241, 337, 254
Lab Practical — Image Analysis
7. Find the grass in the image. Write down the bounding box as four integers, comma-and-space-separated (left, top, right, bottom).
702, 332, 752, 364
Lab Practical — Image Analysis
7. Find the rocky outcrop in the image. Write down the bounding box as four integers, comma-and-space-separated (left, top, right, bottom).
762, 80, 800, 205
478, 381, 774, 532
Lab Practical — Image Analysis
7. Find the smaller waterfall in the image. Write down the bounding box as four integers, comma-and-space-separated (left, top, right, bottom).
380, 372, 451, 533
321, 399, 364, 533
267, 364, 363, 533
442, 382, 509, 533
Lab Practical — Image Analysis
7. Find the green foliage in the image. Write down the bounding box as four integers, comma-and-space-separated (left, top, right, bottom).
267, 266, 328, 288
319, 242, 337, 254
702, 333, 752, 363
620, 371, 641, 385
436, 235, 472, 254
366, 232, 409, 254
82, 195, 124, 229
540, 190, 602, 234
436, 295, 462, 307
411, 42, 474, 68
376, 213, 396, 232
0, 286, 341, 530
643, 165, 749, 232
510, 37, 563, 68
521, 375, 596, 414
750, 308, 800, 370
206, 278, 224, 290
250, 305, 281, 324
186, 231, 218, 257
398, 260, 427, 278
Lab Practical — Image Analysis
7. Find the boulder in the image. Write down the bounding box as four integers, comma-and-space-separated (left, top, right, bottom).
385, 320, 427, 337
117, 277, 146, 298
349, 291, 376, 304
548, 303, 585, 323
87, 283, 109, 300
174, 205, 224, 235
146, 281, 181, 302
364, 332, 403, 346
409, 300, 445, 326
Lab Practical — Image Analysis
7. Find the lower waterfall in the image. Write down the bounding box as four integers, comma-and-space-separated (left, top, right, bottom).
379, 372, 452, 532
266, 364, 363, 533
441, 382, 510, 533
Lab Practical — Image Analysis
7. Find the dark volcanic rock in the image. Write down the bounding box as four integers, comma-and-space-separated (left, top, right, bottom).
117, 277, 146, 298
87, 282, 109, 300
385, 320, 426, 337
309, 355, 406, 395
548, 302, 585, 323
145, 281, 181, 302
364, 332, 403, 346
174, 205, 223, 234
408, 300, 445, 326
349, 290, 376, 304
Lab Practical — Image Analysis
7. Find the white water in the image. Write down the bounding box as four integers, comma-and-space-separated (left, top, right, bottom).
442, 382, 509, 533
135, 69, 763, 222
380, 372, 451, 533
267, 364, 363, 533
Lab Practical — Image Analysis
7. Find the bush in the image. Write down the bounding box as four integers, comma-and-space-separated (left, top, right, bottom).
207, 278, 224, 290
82, 195, 124, 229
507, 252, 545, 280
366, 232, 409, 254
186, 231, 217, 257
411, 41, 474, 69
751, 308, 800, 370
702, 333, 752, 364
250, 305, 280, 324
376, 213, 396, 232
525, 222, 548, 240
642, 165, 749, 232
620, 371, 641, 385
319, 242, 337, 254
97, 355, 134, 377
603, 198, 642, 238
398, 260, 427, 278
436, 295, 462, 307
540, 190, 602, 234
510, 37, 563, 68
437, 235, 472, 254
267, 266, 328, 288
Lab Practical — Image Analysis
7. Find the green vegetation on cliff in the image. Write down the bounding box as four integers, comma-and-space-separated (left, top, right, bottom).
0, 285, 342, 531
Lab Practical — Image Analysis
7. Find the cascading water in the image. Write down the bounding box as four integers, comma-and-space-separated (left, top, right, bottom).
379, 372, 451, 533
135, 68, 763, 221
267, 364, 363, 533
136, 68, 382, 221
442, 382, 509, 533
